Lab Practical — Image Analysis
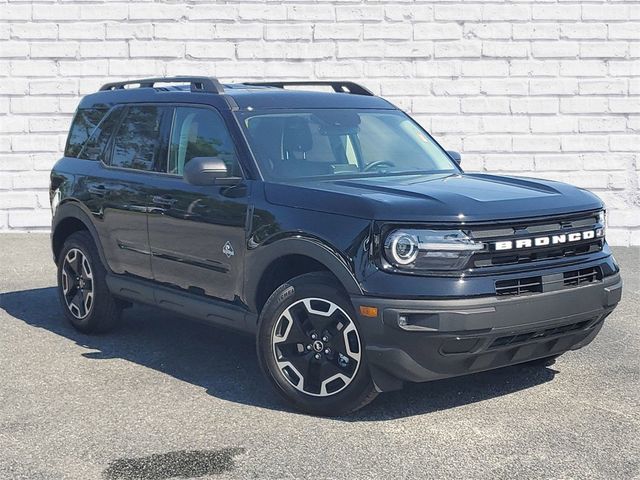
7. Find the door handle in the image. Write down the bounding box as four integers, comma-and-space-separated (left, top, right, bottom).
152, 195, 177, 207
88, 184, 107, 196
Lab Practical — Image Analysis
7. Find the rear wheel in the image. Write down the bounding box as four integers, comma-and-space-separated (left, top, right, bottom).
257, 272, 377, 416
56, 231, 121, 333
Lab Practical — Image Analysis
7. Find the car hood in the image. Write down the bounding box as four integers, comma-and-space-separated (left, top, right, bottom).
264, 173, 603, 223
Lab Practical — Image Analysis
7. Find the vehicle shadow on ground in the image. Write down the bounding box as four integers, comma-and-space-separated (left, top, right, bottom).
1, 286, 557, 421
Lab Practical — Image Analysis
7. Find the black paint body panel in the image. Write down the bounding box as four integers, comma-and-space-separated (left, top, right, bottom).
50, 83, 622, 389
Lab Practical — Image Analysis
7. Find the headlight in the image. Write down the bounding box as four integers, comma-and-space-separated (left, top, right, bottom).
383, 229, 485, 271
597, 210, 607, 238
51, 188, 61, 216
387, 232, 419, 265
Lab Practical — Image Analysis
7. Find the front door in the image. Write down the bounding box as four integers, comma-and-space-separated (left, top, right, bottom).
147, 105, 249, 302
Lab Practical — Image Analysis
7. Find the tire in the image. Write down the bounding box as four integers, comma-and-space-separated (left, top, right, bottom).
56, 230, 121, 334
257, 272, 377, 416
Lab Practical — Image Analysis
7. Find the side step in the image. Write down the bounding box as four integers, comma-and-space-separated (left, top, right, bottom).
106, 274, 257, 334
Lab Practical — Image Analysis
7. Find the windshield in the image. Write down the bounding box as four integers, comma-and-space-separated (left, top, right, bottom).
237, 109, 458, 180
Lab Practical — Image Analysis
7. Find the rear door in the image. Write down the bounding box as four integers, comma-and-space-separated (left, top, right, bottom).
147, 105, 249, 302
81, 104, 170, 279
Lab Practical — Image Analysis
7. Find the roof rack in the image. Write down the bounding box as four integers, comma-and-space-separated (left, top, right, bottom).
99, 76, 225, 94
243, 81, 374, 96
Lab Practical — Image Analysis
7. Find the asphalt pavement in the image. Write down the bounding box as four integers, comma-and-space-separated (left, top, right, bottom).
0, 234, 638, 480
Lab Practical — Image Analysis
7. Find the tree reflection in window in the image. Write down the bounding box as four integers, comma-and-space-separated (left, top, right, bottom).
65, 108, 108, 158
111, 106, 164, 171
168, 107, 239, 176
78, 107, 125, 162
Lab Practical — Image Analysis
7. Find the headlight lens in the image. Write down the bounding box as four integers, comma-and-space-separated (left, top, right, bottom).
387, 232, 420, 265
597, 210, 607, 238
383, 229, 485, 271
51, 188, 61, 216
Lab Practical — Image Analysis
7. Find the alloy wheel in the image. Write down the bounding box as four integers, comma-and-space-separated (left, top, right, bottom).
61, 248, 94, 319
272, 297, 362, 397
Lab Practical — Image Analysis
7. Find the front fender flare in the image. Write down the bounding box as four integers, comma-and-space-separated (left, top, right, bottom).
244, 236, 363, 312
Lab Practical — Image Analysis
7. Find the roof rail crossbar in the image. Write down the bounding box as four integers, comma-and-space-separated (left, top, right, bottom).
99, 76, 225, 94
243, 81, 374, 96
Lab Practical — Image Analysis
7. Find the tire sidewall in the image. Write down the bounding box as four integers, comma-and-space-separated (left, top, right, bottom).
257, 273, 374, 416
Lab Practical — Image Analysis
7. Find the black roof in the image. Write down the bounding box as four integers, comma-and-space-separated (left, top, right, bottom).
79, 77, 394, 111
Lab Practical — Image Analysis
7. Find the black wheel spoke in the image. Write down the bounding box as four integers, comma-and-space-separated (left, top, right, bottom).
70, 290, 85, 317
325, 331, 359, 377
72, 253, 82, 277
275, 342, 304, 360
320, 357, 344, 380
289, 303, 315, 334
331, 333, 358, 362
65, 257, 78, 276
76, 253, 85, 277
325, 311, 349, 338
283, 318, 309, 345
304, 359, 323, 394
81, 288, 91, 306
81, 256, 92, 280
286, 352, 314, 378
65, 285, 77, 303
63, 264, 76, 285
327, 322, 352, 355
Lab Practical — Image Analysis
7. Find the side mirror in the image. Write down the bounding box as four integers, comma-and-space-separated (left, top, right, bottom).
184, 157, 228, 186
447, 150, 462, 165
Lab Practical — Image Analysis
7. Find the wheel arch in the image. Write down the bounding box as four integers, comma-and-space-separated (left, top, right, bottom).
247, 237, 363, 315
52, 201, 109, 269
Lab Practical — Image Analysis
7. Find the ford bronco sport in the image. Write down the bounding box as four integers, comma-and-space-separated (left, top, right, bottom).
50, 77, 622, 416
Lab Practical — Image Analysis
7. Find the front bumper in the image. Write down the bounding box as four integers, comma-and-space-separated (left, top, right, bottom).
351, 273, 622, 392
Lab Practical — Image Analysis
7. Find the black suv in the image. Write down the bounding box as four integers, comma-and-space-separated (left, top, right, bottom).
50, 77, 622, 415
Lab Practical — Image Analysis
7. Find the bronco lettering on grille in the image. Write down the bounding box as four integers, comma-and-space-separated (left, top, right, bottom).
492, 229, 603, 251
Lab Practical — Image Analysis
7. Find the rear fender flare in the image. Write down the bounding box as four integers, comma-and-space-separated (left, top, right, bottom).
52, 201, 110, 270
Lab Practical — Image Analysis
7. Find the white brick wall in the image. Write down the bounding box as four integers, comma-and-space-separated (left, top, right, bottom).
1, 0, 638, 245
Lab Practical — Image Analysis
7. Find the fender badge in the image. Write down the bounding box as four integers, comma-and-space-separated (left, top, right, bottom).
222, 241, 235, 258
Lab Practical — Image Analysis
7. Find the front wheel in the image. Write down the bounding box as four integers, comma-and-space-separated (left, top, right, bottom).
257, 272, 377, 416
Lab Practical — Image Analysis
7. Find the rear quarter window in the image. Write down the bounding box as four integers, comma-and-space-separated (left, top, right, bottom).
110, 105, 168, 171
78, 107, 125, 162
64, 108, 109, 158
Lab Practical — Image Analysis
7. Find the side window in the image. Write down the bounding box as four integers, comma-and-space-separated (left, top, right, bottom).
65, 107, 109, 158
168, 107, 240, 177
77, 107, 125, 162
111, 106, 167, 171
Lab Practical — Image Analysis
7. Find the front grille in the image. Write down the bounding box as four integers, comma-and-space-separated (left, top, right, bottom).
495, 276, 543, 296
470, 211, 604, 269
495, 266, 602, 297
489, 319, 593, 349
563, 267, 601, 286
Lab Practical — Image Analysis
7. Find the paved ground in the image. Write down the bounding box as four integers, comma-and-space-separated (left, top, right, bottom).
0, 234, 638, 480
